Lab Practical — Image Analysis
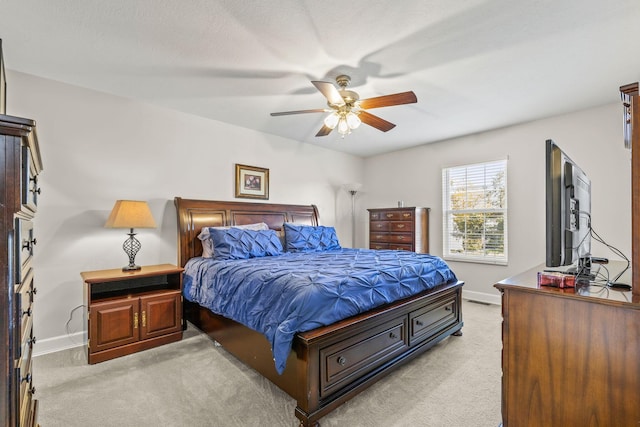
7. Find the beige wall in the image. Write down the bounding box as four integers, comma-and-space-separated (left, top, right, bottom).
10, 69, 631, 353
362, 102, 631, 303
8, 71, 364, 355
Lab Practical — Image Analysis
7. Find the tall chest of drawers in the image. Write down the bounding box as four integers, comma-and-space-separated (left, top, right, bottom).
0, 115, 42, 427
368, 207, 430, 253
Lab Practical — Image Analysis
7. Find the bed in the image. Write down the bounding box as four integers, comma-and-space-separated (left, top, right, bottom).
175, 197, 464, 426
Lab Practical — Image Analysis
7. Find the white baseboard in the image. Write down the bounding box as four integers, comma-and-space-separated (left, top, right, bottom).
33, 331, 85, 357
462, 289, 501, 305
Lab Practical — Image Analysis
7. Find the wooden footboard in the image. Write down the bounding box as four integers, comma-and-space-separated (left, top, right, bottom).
186, 281, 463, 426
175, 197, 464, 426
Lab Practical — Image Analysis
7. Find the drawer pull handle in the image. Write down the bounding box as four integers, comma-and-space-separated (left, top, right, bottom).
31, 187, 41, 195
134, 313, 139, 329
389, 332, 398, 339
337, 356, 347, 366
28, 336, 36, 346
376, 224, 383, 228
398, 236, 404, 240
415, 320, 424, 326
28, 288, 37, 297
445, 305, 452, 311
22, 238, 37, 251
29, 386, 36, 396
142, 311, 147, 328
397, 224, 405, 229
386, 213, 393, 218
403, 213, 411, 218
23, 307, 32, 317
21, 373, 32, 383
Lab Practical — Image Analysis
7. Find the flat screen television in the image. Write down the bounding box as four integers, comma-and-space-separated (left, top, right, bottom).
545, 139, 592, 276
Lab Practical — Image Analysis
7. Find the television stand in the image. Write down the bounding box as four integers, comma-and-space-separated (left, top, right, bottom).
495, 262, 639, 425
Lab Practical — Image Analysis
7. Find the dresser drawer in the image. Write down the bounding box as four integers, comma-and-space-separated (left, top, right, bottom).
17, 269, 35, 343
320, 316, 408, 398
390, 221, 413, 232
387, 233, 412, 244
381, 210, 414, 221
370, 221, 389, 232
388, 243, 413, 251
15, 218, 35, 281
369, 232, 390, 243
18, 358, 35, 427
21, 144, 40, 213
409, 295, 458, 346
370, 242, 389, 250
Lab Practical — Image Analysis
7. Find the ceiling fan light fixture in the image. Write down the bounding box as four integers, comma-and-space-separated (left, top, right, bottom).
338, 117, 350, 136
324, 112, 340, 129
346, 112, 361, 129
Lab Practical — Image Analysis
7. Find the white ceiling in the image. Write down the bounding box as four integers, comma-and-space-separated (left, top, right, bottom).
2, 0, 639, 157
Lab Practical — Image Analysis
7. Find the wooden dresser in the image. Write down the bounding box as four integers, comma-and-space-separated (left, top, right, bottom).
367, 207, 429, 252
0, 115, 42, 427
495, 263, 640, 426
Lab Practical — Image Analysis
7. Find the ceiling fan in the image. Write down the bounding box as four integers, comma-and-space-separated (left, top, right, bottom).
270, 75, 417, 137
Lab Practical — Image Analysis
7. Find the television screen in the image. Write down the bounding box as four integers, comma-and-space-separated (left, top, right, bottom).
545, 139, 591, 274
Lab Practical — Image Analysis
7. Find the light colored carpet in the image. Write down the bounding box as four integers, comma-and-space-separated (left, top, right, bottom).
33, 300, 502, 427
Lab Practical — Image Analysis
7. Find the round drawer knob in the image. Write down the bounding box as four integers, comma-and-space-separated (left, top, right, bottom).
337, 356, 347, 366
389, 332, 398, 339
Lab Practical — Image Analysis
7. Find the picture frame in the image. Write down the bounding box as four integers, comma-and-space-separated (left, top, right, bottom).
0, 39, 6, 115
235, 164, 269, 199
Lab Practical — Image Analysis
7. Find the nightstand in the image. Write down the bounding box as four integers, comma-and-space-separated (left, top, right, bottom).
81, 264, 184, 364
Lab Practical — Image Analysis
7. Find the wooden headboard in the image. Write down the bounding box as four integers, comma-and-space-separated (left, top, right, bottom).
174, 197, 319, 267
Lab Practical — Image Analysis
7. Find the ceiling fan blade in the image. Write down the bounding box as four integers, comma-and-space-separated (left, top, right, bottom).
270, 109, 326, 116
359, 111, 396, 132
315, 124, 334, 137
311, 81, 345, 107
359, 91, 417, 109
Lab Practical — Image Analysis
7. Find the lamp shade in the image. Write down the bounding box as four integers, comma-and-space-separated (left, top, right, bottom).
342, 183, 362, 193
105, 200, 157, 229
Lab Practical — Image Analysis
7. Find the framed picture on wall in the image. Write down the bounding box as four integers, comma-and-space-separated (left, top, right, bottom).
0, 39, 6, 115
235, 164, 269, 199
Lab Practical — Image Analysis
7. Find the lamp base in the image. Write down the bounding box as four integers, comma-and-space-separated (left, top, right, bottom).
122, 264, 141, 272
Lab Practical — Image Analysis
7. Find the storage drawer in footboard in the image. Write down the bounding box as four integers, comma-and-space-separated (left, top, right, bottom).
319, 315, 408, 398
409, 293, 459, 346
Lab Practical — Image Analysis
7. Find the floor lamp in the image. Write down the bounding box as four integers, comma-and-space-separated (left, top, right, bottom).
343, 183, 362, 248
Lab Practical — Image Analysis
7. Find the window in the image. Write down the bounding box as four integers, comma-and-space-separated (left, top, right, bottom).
442, 159, 508, 264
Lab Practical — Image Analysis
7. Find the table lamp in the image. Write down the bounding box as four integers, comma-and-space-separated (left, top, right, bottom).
105, 200, 157, 271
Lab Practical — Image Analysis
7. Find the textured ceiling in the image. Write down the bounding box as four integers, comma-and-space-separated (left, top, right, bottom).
1, 0, 639, 157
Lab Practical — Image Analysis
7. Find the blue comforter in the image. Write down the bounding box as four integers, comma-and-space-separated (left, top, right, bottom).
183, 248, 458, 374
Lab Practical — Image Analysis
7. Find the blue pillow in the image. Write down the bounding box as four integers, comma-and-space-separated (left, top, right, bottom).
283, 223, 341, 252
210, 228, 283, 260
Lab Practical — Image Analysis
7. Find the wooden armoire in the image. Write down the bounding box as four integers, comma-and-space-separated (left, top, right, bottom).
0, 114, 42, 427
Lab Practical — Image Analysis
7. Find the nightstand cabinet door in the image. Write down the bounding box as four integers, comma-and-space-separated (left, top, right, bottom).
89, 299, 139, 353
140, 291, 181, 340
